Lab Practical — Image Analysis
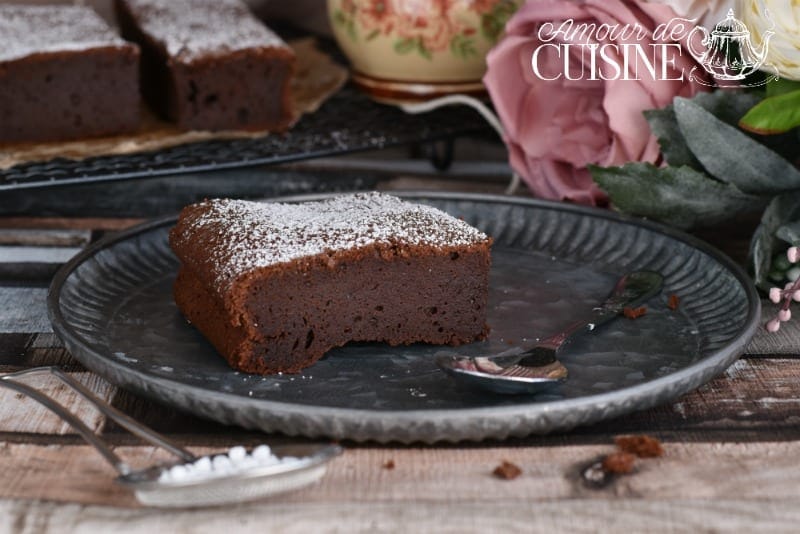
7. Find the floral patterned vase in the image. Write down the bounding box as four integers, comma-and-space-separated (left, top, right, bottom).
328, 0, 520, 103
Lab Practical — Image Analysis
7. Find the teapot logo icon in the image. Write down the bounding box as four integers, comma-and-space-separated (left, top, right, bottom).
688, 8, 777, 84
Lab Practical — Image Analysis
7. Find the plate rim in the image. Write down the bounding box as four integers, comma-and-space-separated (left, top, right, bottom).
46, 192, 762, 431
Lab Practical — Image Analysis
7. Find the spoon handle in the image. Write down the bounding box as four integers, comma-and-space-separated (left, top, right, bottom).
532, 270, 664, 353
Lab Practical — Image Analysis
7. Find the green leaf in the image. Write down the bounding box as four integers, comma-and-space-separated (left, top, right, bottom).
776, 221, 800, 245
450, 34, 477, 60
333, 10, 346, 26
740, 90, 800, 134
645, 92, 761, 169
393, 38, 415, 54
674, 97, 800, 195
690, 91, 763, 127
462, 38, 477, 58
644, 108, 702, 168
346, 19, 357, 41
366, 29, 380, 41
416, 37, 432, 60
767, 78, 800, 98
590, 163, 761, 230
481, 0, 518, 42
749, 191, 800, 287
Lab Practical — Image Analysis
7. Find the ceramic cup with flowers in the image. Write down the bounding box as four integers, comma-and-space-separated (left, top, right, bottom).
328, 0, 521, 103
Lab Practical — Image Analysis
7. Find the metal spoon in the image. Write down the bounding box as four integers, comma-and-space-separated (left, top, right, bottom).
436, 271, 664, 395
0, 366, 341, 507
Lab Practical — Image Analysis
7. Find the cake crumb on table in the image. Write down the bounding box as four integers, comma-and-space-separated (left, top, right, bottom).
601, 452, 636, 474
383, 459, 395, 470
623, 306, 647, 319
493, 460, 522, 480
668, 294, 681, 311
614, 435, 665, 458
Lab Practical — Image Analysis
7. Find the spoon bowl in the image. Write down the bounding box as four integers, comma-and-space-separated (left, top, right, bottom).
117, 443, 342, 507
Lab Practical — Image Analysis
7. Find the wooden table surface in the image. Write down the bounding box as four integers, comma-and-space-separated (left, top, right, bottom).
2, 176, 799, 532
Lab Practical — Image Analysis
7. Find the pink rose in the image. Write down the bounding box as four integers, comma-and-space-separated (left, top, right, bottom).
357, 0, 396, 35
484, 0, 707, 205
392, 0, 461, 53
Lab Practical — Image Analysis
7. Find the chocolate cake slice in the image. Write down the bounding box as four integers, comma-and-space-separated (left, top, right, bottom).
169, 193, 491, 374
115, 0, 295, 132
0, 5, 140, 143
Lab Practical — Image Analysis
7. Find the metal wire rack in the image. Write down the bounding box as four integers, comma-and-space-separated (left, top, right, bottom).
0, 86, 490, 191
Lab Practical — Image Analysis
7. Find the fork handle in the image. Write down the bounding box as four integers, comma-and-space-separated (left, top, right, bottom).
2, 367, 195, 464
0, 376, 130, 475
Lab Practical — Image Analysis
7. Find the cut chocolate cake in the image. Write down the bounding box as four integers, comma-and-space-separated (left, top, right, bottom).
115, 0, 295, 132
0, 5, 140, 143
169, 193, 492, 374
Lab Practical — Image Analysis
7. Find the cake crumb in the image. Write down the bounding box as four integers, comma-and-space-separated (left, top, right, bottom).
623, 306, 647, 319
614, 435, 664, 458
601, 452, 635, 474
668, 294, 680, 311
383, 459, 395, 470
493, 460, 522, 480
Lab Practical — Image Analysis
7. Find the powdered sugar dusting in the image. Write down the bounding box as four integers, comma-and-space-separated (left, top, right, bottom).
123, 0, 288, 62
0, 5, 131, 63
174, 193, 488, 291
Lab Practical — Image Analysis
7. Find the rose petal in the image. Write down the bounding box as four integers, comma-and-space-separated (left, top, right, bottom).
484, 0, 707, 205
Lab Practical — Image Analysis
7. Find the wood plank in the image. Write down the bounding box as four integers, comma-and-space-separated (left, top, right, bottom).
0, 498, 797, 532
0, 229, 91, 247
2, 441, 800, 509
0, 287, 50, 333
107, 389, 232, 436
20, 335, 83, 372
0, 246, 81, 264
0, 334, 32, 366
0, 372, 113, 435
573, 357, 800, 439
0, 217, 144, 231
748, 299, 800, 355
0, 264, 61, 285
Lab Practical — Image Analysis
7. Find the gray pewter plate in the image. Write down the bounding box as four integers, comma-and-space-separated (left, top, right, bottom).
48, 193, 761, 443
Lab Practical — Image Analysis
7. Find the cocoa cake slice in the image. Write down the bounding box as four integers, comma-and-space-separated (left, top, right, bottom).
169, 193, 492, 374
0, 5, 140, 143
115, 0, 295, 132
